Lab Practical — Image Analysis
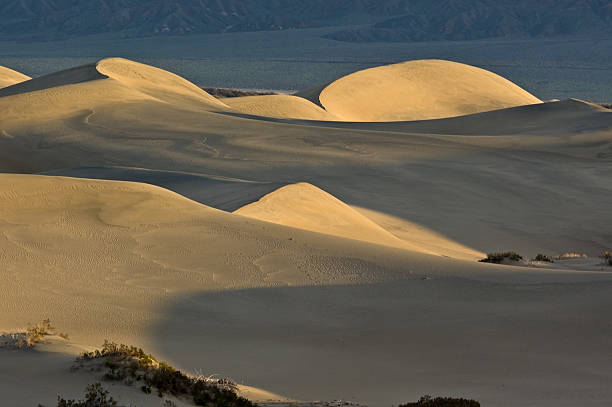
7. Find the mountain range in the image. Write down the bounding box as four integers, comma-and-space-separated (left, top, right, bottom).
1, 0, 611, 42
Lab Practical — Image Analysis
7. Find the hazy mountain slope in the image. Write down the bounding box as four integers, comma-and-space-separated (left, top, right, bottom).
1, 0, 610, 41
326, 0, 612, 42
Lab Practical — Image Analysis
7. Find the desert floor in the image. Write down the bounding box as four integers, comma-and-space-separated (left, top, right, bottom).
0, 58, 611, 407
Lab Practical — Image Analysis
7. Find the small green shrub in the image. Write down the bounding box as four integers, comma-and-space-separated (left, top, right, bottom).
479, 251, 523, 263
55, 383, 117, 407
400, 395, 480, 407
600, 251, 612, 266
534, 254, 553, 262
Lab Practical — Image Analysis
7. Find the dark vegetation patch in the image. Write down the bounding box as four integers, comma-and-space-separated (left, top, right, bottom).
400, 395, 480, 407
479, 251, 523, 264
72, 341, 254, 407
202, 87, 278, 99
599, 103, 612, 109
53, 383, 117, 407
533, 253, 554, 262
601, 251, 612, 266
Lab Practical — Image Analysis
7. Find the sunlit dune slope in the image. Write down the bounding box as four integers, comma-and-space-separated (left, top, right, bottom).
234, 182, 408, 248
298, 59, 541, 121
223, 94, 339, 120
0, 66, 31, 89
0, 174, 420, 341
0, 58, 227, 120
234, 182, 483, 260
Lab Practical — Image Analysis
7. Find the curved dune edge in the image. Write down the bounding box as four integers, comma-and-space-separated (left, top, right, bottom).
234, 182, 484, 260
299, 59, 542, 122
222, 94, 339, 121
0, 66, 31, 89
0, 336, 291, 406
0, 58, 227, 116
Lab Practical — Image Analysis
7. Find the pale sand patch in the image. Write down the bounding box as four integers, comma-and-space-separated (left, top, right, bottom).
223, 94, 339, 121
0, 66, 30, 89
234, 182, 409, 250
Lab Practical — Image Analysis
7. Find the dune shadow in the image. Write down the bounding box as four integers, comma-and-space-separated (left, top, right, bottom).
40, 166, 286, 212
149, 278, 612, 406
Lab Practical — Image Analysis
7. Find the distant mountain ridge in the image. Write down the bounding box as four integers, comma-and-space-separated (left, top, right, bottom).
1, 0, 611, 42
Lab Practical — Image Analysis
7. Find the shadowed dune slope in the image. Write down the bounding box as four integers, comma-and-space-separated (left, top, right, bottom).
337, 98, 612, 136
298, 59, 542, 122
41, 166, 286, 212
0, 173, 512, 344
222, 94, 339, 121
234, 182, 483, 259
0, 66, 31, 89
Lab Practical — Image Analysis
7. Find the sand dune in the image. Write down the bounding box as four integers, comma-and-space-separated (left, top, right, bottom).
235, 182, 409, 248
0, 58, 227, 121
323, 98, 611, 136
41, 166, 286, 212
0, 66, 30, 89
1, 58, 612, 406
0, 336, 288, 407
234, 182, 483, 259
1, 173, 612, 407
223, 94, 339, 120
298, 59, 541, 121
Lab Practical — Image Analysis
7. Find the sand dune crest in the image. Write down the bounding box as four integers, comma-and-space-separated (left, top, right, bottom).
0, 58, 226, 121
234, 182, 414, 249
223, 94, 338, 120
0, 66, 31, 89
299, 59, 542, 121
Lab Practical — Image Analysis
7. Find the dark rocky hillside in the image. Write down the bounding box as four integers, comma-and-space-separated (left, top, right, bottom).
325, 0, 612, 42
1, 0, 611, 41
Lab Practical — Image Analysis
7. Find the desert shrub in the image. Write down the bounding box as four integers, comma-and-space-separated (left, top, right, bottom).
1, 319, 68, 349
558, 252, 587, 259
600, 251, 612, 266
533, 254, 553, 262
74, 341, 255, 407
479, 251, 523, 263
55, 383, 117, 407
400, 395, 480, 407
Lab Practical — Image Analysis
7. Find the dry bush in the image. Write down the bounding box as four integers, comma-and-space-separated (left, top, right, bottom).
533, 254, 554, 263
558, 252, 587, 260
1, 319, 67, 349
479, 252, 523, 264
202, 87, 277, 98
600, 251, 612, 266
400, 395, 480, 407
73, 341, 254, 407
54, 383, 117, 407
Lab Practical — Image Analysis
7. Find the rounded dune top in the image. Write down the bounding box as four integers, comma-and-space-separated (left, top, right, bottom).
234, 182, 407, 249
223, 94, 338, 121
313, 59, 542, 122
0, 57, 226, 110
0, 66, 31, 89
96, 58, 227, 108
